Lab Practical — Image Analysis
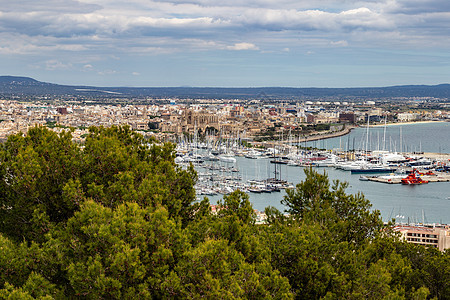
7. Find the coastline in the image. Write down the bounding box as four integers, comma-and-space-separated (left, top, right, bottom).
300, 125, 356, 142
258, 120, 449, 151
301, 120, 447, 142
370, 120, 447, 127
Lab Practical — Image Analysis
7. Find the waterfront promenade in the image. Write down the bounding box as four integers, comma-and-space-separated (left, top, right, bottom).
254, 125, 356, 148
299, 125, 355, 142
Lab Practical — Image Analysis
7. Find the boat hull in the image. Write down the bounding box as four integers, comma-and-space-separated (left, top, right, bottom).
351, 168, 396, 174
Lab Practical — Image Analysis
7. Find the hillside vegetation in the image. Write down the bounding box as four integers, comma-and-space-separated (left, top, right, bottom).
0, 126, 449, 299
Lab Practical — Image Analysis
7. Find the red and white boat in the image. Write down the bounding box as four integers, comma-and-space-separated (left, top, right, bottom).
401, 169, 429, 185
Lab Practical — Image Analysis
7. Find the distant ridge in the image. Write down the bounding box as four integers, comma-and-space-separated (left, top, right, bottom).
0, 76, 39, 83
1, 76, 449, 100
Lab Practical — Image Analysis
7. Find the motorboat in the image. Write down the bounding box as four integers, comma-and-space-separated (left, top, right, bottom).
401, 170, 429, 185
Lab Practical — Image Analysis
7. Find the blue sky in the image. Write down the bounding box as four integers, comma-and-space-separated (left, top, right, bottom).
1, 0, 449, 87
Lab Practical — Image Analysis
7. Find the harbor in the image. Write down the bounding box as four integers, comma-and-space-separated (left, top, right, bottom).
176, 121, 450, 224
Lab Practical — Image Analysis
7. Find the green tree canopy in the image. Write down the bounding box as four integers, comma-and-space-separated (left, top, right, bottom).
0, 127, 447, 299
0, 125, 196, 243
281, 167, 384, 246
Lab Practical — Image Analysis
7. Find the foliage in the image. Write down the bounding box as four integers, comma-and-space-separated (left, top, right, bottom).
0, 125, 196, 243
0, 126, 81, 242
314, 123, 331, 131
0, 127, 448, 299
282, 167, 384, 246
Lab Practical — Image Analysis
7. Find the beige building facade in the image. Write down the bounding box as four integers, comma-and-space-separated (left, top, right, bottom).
393, 224, 450, 251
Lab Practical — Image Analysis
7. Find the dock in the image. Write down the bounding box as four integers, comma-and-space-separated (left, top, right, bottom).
368, 172, 450, 184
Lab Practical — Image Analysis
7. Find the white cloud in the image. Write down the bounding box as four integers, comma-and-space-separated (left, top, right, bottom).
387, 0, 450, 14
1, 0, 450, 88
0, 0, 100, 13
45, 60, 73, 70
330, 40, 348, 47
98, 70, 117, 75
226, 42, 259, 50
0, 0, 447, 52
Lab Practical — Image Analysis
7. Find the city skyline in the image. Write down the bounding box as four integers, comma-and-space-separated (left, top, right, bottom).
1, 0, 449, 87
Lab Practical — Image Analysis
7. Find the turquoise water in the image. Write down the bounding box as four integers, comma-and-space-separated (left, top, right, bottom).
205, 122, 450, 223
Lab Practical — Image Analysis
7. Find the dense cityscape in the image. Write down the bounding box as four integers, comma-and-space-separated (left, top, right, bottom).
1, 92, 449, 143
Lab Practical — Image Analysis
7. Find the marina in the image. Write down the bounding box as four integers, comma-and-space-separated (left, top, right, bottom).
177, 121, 450, 224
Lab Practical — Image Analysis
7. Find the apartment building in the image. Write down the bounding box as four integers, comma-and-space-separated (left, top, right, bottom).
393, 224, 450, 251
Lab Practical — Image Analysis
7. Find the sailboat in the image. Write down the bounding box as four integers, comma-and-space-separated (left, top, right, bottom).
350, 116, 397, 174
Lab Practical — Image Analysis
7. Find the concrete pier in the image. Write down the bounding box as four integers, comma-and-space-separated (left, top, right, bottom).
367, 172, 450, 184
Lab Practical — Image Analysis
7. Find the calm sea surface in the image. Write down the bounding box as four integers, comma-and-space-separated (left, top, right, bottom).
303, 121, 450, 153
205, 122, 450, 223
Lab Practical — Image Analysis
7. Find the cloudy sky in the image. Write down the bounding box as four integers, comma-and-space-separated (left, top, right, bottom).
1, 0, 449, 87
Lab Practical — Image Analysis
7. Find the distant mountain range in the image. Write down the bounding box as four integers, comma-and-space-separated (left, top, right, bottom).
1, 76, 450, 100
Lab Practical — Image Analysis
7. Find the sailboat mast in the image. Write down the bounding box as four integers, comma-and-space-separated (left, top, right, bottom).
365, 115, 370, 160
383, 117, 387, 151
